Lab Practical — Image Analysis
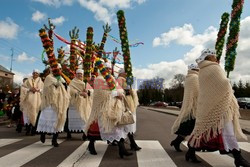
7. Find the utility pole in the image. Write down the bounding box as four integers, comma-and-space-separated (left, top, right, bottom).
10, 48, 14, 72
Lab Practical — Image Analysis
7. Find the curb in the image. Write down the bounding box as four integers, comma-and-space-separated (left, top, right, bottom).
145, 107, 250, 135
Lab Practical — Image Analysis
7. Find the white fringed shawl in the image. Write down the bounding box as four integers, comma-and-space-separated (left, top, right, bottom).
85, 76, 123, 133
189, 61, 247, 148
69, 78, 92, 122
20, 77, 44, 126
41, 74, 70, 130
171, 70, 199, 134
117, 76, 139, 113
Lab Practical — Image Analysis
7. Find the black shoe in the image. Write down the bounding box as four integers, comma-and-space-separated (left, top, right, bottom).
185, 148, 201, 163
52, 140, 59, 147
128, 133, 141, 151
40, 133, 46, 143
88, 140, 97, 155
170, 135, 184, 152
232, 149, 250, 167
118, 138, 133, 158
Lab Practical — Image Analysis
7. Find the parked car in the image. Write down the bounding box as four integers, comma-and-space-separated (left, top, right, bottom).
237, 97, 250, 109
150, 101, 168, 107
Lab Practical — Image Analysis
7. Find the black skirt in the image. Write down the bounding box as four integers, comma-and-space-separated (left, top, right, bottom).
175, 118, 195, 136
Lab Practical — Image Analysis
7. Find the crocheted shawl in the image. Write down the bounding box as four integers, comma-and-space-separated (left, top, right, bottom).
188, 61, 247, 148
69, 78, 92, 122
171, 70, 199, 134
85, 75, 123, 133
117, 76, 139, 113
41, 74, 70, 130
20, 77, 43, 126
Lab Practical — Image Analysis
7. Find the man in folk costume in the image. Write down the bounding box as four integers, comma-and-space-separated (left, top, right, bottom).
187, 49, 250, 166
117, 68, 141, 151
170, 64, 199, 152
37, 64, 70, 147
67, 69, 93, 140
20, 69, 43, 135
85, 61, 133, 158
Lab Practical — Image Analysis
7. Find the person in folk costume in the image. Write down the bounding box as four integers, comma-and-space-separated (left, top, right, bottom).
187, 49, 250, 166
67, 69, 93, 140
117, 68, 141, 151
20, 70, 43, 135
85, 61, 133, 158
170, 64, 199, 152
37, 64, 70, 147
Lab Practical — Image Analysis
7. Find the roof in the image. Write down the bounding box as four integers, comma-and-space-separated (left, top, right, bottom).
0, 65, 14, 75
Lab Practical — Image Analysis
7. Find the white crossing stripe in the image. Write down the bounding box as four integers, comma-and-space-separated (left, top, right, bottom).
238, 142, 250, 153
136, 140, 177, 167
0, 139, 64, 167
182, 141, 235, 167
0, 139, 22, 148
58, 141, 108, 167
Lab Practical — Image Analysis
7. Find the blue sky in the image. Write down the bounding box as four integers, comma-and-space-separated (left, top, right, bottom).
0, 0, 250, 86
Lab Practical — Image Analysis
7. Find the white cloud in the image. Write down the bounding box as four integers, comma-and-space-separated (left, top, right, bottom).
135, 16, 250, 88
12, 71, 27, 84
32, 0, 74, 8
16, 52, 36, 63
136, 0, 146, 4
50, 16, 66, 26
100, 0, 131, 8
134, 60, 187, 88
78, 0, 112, 24
153, 24, 217, 47
32, 11, 47, 23
0, 18, 20, 39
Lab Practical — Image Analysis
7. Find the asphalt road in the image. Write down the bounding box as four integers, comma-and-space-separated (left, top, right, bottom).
0, 107, 249, 167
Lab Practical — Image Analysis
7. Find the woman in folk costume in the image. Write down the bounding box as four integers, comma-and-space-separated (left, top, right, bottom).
170, 64, 199, 152
37, 64, 70, 147
117, 68, 141, 151
20, 69, 43, 135
85, 61, 133, 158
187, 49, 250, 167
67, 69, 93, 140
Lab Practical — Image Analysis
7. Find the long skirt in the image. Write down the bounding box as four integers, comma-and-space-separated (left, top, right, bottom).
98, 118, 128, 142
124, 112, 136, 133
22, 112, 30, 125
37, 106, 63, 133
189, 121, 240, 153
68, 106, 86, 132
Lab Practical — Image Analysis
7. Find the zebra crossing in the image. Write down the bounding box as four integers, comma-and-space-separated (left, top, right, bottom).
0, 138, 250, 167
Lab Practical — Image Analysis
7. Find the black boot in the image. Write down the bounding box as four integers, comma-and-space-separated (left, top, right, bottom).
88, 139, 97, 155
16, 124, 22, 133
30, 125, 36, 136
40, 133, 46, 143
118, 138, 133, 158
232, 149, 250, 167
170, 135, 184, 152
67, 131, 72, 139
26, 124, 31, 135
128, 133, 141, 151
185, 147, 201, 163
82, 133, 87, 141
52, 133, 59, 147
